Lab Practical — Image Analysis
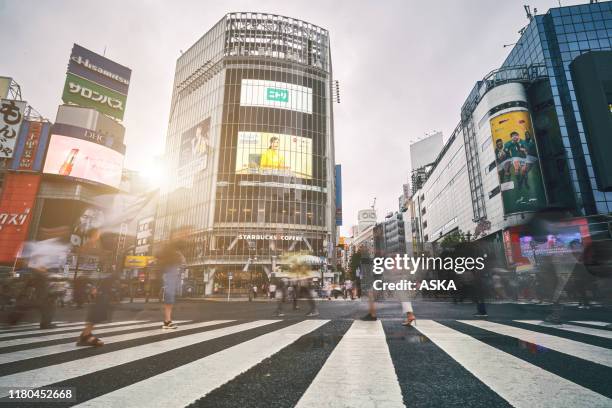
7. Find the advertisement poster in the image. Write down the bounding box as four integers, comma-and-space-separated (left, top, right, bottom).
178, 118, 211, 180
0, 174, 40, 263
0, 99, 27, 159
43, 134, 124, 188
62, 73, 128, 120
490, 110, 546, 214
240, 79, 313, 114
235, 131, 312, 179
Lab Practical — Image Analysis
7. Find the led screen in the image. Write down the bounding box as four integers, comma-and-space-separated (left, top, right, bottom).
43, 134, 124, 188
240, 79, 313, 114
235, 132, 312, 179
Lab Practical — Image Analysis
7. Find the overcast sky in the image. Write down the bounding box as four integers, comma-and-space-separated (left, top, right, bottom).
0, 0, 585, 235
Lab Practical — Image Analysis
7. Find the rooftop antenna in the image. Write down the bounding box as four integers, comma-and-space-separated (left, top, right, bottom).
103, 46, 107, 56
371, 197, 376, 211
524, 5, 534, 21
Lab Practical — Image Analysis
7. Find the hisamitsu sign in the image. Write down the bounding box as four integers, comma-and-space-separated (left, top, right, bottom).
67, 44, 131, 95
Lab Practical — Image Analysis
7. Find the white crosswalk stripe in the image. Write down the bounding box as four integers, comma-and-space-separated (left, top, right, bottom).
516, 320, 612, 340
296, 320, 405, 408
75, 320, 329, 408
0, 321, 147, 339
0, 320, 276, 396
0, 321, 190, 348
0, 318, 610, 407
571, 321, 612, 327
0, 320, 229, 364
0, 322, 68, 331
416, 320, 611, 408
461, 320, 612, 367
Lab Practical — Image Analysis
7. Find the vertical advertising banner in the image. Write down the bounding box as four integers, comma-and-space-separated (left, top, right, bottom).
0, 174, 41, 263
335, 164, 342, 226
177, 118, 211, 183
10, 121, 51, 172
0, 99, 27, 158
490, 110, 546, 214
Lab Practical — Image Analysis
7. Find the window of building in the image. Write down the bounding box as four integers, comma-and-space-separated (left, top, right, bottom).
489, 186, 501, 199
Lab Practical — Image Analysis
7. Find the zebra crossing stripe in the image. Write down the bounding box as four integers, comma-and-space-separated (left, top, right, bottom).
0, 322, 68, 330
460, 320, 612, 367
296, 320, 405, 408
0, 321, 147, 340
515, 320, 612, 340
0, 320, 278, 395
571, 321, 612, 327
416, 320, 612, 408
0, 320, 229, 365
74, 320, 329, 408
0, 321, 191, 349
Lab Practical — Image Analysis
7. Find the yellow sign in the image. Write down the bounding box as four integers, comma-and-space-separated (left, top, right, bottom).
124, 256, 156, 268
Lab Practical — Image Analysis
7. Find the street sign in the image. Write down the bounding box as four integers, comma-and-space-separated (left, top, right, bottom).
228, 272, 233, 280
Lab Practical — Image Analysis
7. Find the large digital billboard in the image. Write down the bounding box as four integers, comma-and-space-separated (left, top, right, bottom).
235, 132, 312, 179
490, 110, 546, 214
240, 79, 313, 114
43, 134, 124, 188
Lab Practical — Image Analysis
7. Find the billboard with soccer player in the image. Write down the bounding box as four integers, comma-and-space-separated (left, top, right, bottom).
490, 110, 546, 214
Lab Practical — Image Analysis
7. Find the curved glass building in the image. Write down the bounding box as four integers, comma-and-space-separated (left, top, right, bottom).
155, 13, 336, 294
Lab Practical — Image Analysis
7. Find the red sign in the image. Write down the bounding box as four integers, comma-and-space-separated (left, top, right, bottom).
18, 122, 42, 170
0, 174, 40, 263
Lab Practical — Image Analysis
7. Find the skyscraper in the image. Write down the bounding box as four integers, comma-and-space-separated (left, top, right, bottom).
156, 13, 336, 294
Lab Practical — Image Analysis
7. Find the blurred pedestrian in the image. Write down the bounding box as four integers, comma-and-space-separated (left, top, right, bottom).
157, 232, 188, 329
77, 271, 115, 347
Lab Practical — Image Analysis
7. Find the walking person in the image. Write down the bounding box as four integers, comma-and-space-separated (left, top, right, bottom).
157, 233, 187, 330
76, 271, 116, 347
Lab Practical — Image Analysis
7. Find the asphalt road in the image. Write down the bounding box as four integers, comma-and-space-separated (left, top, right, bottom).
0, 299, 610, 407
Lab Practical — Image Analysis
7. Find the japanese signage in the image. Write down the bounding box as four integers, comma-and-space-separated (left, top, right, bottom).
9, 121, 51, 172
490, 110, 546, 214
240, 79, 313, 114
18, 121, 41, 170
67, 44, 131, 95
0, 174, 41, 263
62, 73, 127, 121
0, 99, 27, 158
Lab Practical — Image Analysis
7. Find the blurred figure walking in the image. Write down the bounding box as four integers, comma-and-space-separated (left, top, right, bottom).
157, 233, 188, 329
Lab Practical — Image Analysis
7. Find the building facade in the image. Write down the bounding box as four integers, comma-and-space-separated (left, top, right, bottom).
155, 13, 337, 294
412, 1, 612, 273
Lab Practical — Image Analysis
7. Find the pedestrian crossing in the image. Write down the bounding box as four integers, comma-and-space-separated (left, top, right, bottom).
0, 318, 610, 407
